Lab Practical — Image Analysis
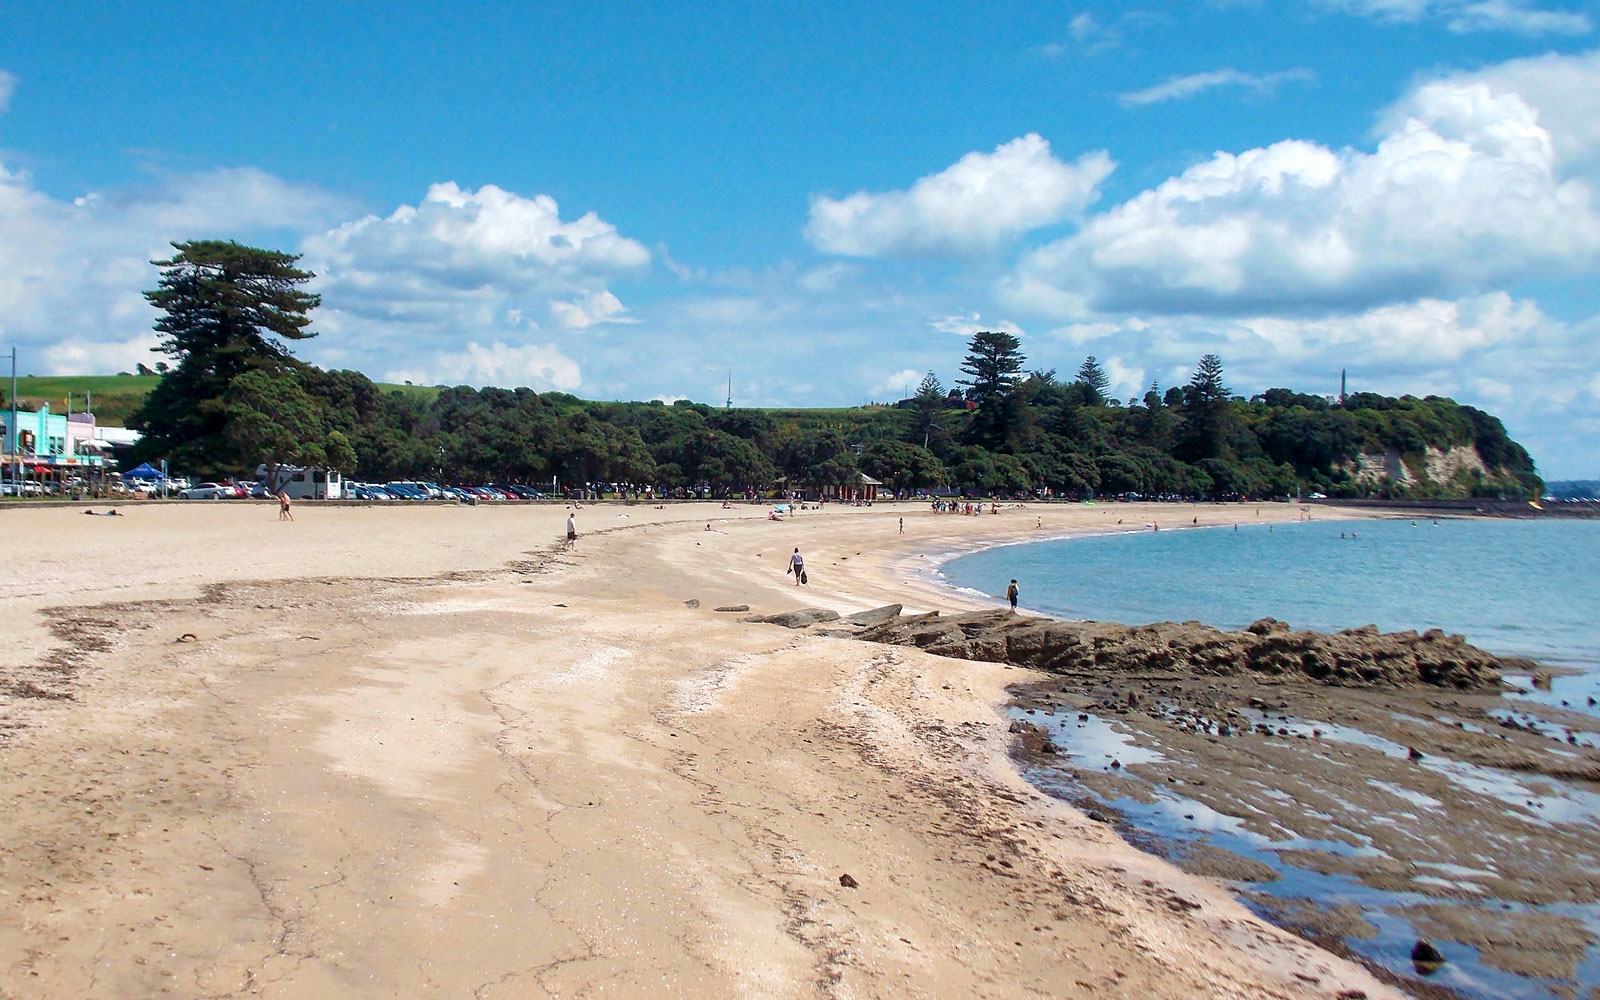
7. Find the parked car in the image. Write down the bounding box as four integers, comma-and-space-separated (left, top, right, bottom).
179, 482, 234, 499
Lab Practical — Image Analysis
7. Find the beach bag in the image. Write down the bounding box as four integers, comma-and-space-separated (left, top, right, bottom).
800, 569, 808, 585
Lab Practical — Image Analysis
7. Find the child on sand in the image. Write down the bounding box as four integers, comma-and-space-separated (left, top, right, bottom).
278, 492, 293, 521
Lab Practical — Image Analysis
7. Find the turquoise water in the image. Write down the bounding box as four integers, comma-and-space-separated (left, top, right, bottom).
942, 516, 1600, 676
947, 515, 1600, 998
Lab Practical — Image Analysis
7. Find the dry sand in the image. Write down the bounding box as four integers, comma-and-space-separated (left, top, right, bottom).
0, 499, 1398, 998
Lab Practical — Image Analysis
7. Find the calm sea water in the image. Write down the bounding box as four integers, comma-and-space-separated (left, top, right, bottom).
946, 514, 1600, 998
941, 516, 1600, 675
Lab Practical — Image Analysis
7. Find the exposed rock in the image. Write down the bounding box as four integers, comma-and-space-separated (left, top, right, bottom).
682, 599, 700, 609
842, 603, 903, 627
1176, 842, 1278, 883
1246, 618, 1291, 636
741, 608, 842, 629
713, 604, 750, 613
1411, 939, 1446, 968
850, 609, 1523, 690
838, 873, 859, 888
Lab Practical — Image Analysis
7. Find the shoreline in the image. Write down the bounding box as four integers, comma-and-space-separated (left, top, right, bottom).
885, 522, 1599, 1000
0, 500, 1404, 998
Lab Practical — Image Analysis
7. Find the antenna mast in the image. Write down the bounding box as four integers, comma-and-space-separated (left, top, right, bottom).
725, 371, 733, 409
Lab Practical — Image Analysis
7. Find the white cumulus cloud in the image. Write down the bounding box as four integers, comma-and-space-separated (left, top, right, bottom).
929, 313, 1028, 339
806, 134, 1114, 258
1003, 77, 1600, 317
301, 182, 653, 388
868, 368, 925, 399
385, 340, 582, 391
304, 182, 649, 307
1226, 292, 1545, 366
551, 289, 635, 329
1385, 48, 1600, 181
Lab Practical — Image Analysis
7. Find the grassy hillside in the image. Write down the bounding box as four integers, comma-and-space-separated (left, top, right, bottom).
5, 374, 440, 426
5, 375, 160, 426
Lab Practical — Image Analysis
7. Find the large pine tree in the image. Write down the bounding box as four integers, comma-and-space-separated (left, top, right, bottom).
131, 241, 321, 476
1075, 356, 1111, 406
956, 331, 1026, 450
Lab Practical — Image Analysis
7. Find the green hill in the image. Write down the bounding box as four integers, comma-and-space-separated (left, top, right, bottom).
5, 374, 438, 426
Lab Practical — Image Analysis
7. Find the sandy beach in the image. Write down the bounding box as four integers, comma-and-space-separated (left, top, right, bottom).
0, 498, 1400, 999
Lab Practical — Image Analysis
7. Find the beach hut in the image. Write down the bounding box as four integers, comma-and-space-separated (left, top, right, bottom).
826, 472, 882, 503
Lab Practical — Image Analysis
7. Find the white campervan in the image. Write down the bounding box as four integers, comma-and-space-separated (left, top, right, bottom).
257, 464, 345, 500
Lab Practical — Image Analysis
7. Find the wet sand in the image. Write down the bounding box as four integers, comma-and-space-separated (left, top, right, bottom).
0, 499, 1397, 998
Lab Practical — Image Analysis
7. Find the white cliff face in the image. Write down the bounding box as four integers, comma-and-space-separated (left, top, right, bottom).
1344, 445, 1495, 491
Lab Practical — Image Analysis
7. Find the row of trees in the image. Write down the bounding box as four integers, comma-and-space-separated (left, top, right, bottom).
128, 242, 1541, 500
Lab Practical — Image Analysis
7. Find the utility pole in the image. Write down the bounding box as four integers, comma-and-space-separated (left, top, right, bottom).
9, 347, 17, 489
1340, 368, 1347, 405
725, 371, 733, 409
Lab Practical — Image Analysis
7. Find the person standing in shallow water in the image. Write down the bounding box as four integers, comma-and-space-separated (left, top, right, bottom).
1005, 579, 1019, 611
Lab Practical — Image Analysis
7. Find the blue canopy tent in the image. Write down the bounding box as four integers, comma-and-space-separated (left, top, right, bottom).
123, 462, 166, 480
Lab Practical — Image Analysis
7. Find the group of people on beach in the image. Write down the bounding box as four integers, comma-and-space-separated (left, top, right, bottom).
931, 500, 1016, 516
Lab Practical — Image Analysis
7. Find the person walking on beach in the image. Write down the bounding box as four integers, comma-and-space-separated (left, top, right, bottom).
565, 511, 577, 550
1005, 579, 1019, 611
277, 491, 293, 521
789, 547, 806, 585
898, 517, 904, 535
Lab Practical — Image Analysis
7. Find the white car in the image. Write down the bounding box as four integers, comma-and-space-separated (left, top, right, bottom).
179, 482, 233, 500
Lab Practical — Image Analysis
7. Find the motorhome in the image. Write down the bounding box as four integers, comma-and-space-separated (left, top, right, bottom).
256, 464, 345, 500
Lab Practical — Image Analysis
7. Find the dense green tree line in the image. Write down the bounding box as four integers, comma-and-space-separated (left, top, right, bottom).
128, 242, 1541, 500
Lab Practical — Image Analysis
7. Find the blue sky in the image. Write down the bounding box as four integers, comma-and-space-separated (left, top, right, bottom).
2, 1, 1597, 476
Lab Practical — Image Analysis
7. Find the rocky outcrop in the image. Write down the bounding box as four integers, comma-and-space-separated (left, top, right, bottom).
842, 604, 903, 627
742, 608, 842, 629
851, 611, 1524, 690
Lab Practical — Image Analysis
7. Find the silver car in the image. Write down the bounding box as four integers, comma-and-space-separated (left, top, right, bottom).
178, 482, 233, 500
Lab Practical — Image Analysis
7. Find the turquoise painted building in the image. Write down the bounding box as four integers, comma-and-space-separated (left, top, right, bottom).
1, 404, 110, 470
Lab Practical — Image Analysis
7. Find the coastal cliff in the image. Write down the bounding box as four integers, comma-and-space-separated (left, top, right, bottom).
1342, 443, 1526, 498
